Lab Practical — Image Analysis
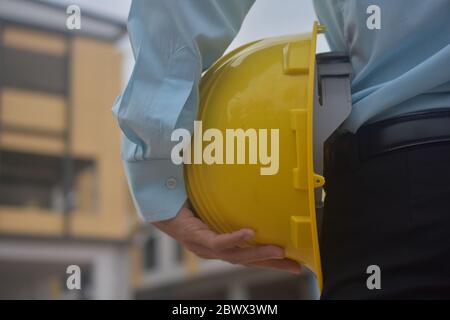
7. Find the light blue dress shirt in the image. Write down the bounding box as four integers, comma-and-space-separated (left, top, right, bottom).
113, 0, 450, 222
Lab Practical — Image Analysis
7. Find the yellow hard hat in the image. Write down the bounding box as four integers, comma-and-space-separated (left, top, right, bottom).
185, 22, 342, 290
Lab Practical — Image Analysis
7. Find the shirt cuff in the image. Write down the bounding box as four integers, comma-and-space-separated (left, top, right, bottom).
124, 159, 187, 223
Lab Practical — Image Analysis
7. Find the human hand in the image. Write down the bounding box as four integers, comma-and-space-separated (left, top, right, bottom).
153, 206, 302, 273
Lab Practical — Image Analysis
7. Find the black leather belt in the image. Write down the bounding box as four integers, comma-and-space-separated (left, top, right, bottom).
358, 109, 450, 161
324, 109, 450, 174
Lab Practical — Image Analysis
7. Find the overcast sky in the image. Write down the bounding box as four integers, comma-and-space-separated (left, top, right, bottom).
40, 0, 328, 83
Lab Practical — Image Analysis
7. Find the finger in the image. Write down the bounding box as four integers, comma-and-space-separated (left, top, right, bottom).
190, 228, 255, 251
245, 259, 302, 273
183, 242, 216, 260
220, 245, 285, 264
210, 229, 256, 251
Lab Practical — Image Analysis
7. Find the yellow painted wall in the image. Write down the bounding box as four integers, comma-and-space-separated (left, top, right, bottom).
69, 37, 132, 239
1, 89, 65, 132
3, 27, 67, 55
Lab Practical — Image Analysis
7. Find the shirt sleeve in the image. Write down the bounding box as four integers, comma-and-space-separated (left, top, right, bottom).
113, 0, 255, 222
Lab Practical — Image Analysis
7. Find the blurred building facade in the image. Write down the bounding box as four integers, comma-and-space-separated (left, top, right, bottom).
0, 0, 134, 299
0, 0, 319, 300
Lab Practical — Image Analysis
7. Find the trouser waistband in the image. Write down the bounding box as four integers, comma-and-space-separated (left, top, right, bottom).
324, 109, 450, 175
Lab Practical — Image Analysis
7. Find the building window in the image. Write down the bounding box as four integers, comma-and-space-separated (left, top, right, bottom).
0, 149, 96, 212
143, 235, 157, 271
174, 242, 184, 264
1, 45, 67, 95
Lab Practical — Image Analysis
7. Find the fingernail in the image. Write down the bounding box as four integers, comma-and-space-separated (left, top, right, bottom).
270, 247, 285, 259
242, 230, 254, 240
244, 234, 253, 240
291, 265, 302, 273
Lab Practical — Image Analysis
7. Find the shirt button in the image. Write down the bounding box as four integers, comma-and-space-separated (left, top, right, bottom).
166, 177, 177, 189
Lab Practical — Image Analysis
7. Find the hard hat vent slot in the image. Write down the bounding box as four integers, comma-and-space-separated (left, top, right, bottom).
283, 42, 311, 75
